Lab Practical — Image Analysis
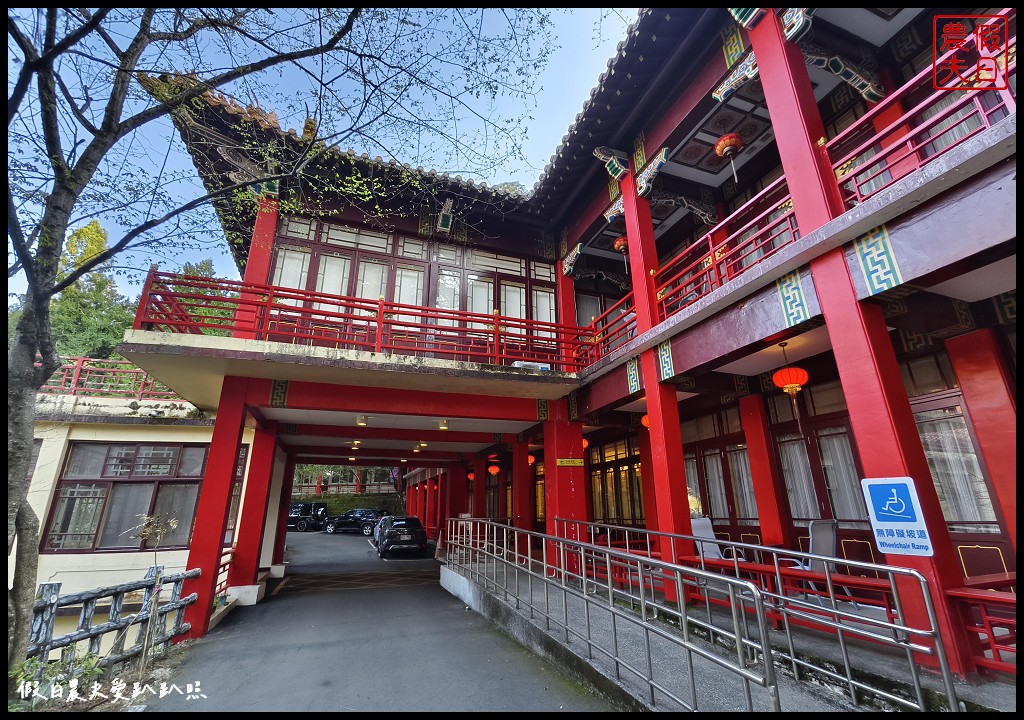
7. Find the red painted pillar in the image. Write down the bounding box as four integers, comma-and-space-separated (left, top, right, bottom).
556, 258, 578, 369
233, 193, 280, 339
425, 474, 437, 537
944, 330, 1016, 551
512, 441, 533, 558
182, 376, 248, 639
739, 394, 792, 547
640, 353, 693, 572
418, 480, 427, 522
620, 168, 693, 566
750, 10, 973, 675
228, 421, 278, 586
636, 425, 659, 531
747, 12, 846, 230
542, 400, 586, 537
471, 458, 487, 518
446, 463, 468, 519
272, 453, 296, 565
543, 400, 585, 575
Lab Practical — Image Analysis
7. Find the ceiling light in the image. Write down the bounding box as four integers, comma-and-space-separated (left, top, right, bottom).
352, 439, 361, 445
419, 441, 428, 447
439, 418, 449, 431
413, 447, 420, 453
348, 457, 356, 461
356, 415, 367, 427
400, 458, 407, 463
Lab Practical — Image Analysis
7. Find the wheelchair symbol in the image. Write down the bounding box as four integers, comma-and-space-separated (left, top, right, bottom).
877, 487, 912, 520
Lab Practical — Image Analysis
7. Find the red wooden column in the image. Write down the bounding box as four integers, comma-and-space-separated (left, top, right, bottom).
181, 376, 248, 639
636, 425, 660, 531
739, 394, 792, 547
556, 259, 578, 369
750, 9, 975, 675
944, 330, 1016, 551
471, 458, 487, 518
446, 463, 468, 519
272, 453, 296, 565
621, 169, 693, 565
511, 441, 533, 558
542, 399, 586, 538
228, 421, 278, 587
425, 474, 437, 538
232, 192, 280, 340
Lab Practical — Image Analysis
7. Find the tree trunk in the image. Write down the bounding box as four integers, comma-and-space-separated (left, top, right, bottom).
7, 301, 54, 677
8, 503, 40, 694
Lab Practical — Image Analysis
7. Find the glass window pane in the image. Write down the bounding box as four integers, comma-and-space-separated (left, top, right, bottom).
179, 447, 207, 477
103, 446, 136, 477
684, 454, 702, 516
807, 380, 847, 415
466, 275, 494, 328
46, 483, 107, 549
134, 445, 178, 477
314, 254, 352, 313
703, 450, 728, 521
150, 483, 200, 548
97, 483, 155, 548
355, 259, 389, 303
727, 447, 758, 525
915, 408, 997, 532
435, 269, 461, 327
816, 427, 868, 522
394, 265, 425, 324
777, 434, 820, 520
64, 445, 107, 479
272, 247, 311, 292
575, 294, 601, 327
501, 281, 526, 319
532, 287, 555, 338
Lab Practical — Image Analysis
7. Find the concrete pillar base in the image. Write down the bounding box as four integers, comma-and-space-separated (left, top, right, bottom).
227, 582, 266, 606
269, 563, 288, 578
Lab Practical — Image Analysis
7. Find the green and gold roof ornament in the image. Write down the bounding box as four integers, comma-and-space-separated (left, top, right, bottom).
593, 146, 630, 181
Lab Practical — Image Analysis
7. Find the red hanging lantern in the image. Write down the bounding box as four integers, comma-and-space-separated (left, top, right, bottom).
772, 365, 809, 396
773, 341, 809, 439
527, 454, 536, 465
714, 132, 744, 183
612, 236, 629, 254
582, 438, 589, 449
487, 464, 500, 476
640, 414, 650, 428
467, 472, 475, 482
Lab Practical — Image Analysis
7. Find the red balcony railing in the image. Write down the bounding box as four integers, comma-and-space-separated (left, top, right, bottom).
38, 356, 179, 400
134, 272, 595, 372
654, 175, 799, 323
826, 9, 1016, 208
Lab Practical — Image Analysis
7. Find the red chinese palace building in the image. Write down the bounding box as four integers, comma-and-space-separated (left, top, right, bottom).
115, 8, 1015, 677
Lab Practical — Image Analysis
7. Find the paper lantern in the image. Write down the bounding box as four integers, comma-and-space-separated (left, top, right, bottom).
714, 132, 744, 182
772, 365, 809, 396
487, 464, 500, 476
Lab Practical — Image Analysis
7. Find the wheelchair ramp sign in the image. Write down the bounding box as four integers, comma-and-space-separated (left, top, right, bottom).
860, 477, 934, 557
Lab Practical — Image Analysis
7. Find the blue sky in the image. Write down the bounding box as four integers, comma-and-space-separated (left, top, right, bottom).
499, 8, 639, 190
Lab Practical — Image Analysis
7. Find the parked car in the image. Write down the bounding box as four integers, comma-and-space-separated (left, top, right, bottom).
375, 515, 428, 558
288, 502, 328, 532
323, 508, 385, 536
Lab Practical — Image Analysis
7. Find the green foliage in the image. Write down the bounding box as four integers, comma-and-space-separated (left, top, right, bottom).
49, 221, 135, 359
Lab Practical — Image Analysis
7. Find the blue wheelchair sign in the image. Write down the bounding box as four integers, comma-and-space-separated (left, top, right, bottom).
860, 477, 933, 557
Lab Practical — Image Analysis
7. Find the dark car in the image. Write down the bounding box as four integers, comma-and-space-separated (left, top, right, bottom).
323, 508, 385, 536
375, 515, 428, 558
288, 502, 328, 532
